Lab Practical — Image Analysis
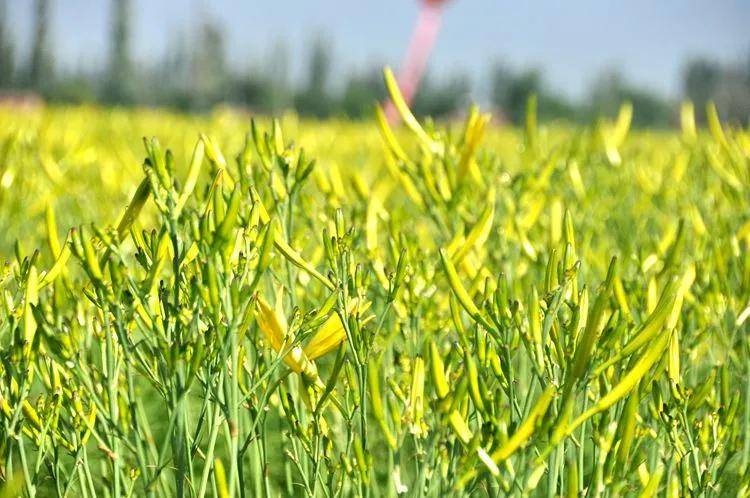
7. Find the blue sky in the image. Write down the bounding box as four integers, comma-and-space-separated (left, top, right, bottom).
6, 0, 750, 100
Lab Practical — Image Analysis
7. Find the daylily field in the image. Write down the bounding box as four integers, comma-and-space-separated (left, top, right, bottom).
0, 69, 749, 497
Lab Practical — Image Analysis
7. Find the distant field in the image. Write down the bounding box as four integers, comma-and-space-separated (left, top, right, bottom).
0, 75, 748, 497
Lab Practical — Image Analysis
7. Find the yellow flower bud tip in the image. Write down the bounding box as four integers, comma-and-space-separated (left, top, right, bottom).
448, 410, 473, 445
430, 342, 450, 399
383, 67, 438, 152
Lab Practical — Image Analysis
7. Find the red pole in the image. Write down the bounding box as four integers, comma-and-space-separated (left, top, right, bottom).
385, 0, 449, 122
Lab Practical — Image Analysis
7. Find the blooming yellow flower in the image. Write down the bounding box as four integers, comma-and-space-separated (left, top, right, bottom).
253, 292, 315, 378
304, 298, 371, 360
253, 289, 371, 383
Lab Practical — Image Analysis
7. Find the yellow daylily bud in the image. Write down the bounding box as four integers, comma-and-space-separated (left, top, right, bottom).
23, 266, 39, 359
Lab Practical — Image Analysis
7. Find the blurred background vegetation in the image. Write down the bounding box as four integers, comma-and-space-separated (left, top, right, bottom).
0, 0, 749, 125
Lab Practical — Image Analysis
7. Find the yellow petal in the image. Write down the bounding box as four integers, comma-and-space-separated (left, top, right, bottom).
303, 314, 346, 360
255, 293, 320, 375
304, 299, 370, 360
254, 295, 287, 353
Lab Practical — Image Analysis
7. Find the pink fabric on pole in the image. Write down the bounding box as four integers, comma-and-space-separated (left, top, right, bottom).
385, 0, 447, 122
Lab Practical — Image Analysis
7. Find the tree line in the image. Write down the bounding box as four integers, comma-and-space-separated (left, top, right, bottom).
0, 0, 748, 126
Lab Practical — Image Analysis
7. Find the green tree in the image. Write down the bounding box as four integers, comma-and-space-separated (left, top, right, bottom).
490, 64, 542, 124
590, 69, 672, 128
713, 67, 750, 125
411, 72, 470, 119
491, 63, 578, 124
340, 69, 385, 119
0, 0, 14, 88
228, 42, 289, 114
295, 36, 333, 118
103, 0, 134, 104
192, 20, 227, 109
682, 58, 720, 123
47, 72, 97, 103
588, 69, 624, 118
260, 40, 291, 113
537, 93, 579, 123
28, 0, 53, 91
153, 31, 192, 110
